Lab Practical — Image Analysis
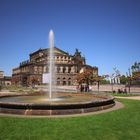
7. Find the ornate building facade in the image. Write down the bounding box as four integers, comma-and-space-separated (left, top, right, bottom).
12, 47, 98, 86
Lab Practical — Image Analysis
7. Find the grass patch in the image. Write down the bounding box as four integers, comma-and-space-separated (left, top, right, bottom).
0, 85, 39, 95
0, 99, 140, 140
2, 85, 24, 90
112, 93, 139, 97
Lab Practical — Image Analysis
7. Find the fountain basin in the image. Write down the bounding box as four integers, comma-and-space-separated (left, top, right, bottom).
0, 93, 115, 116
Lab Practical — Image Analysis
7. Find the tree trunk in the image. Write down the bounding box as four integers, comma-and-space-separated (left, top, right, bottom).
97, 81, 100, 93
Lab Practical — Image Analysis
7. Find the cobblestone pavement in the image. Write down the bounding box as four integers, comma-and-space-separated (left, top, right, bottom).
55, 85, 140, 93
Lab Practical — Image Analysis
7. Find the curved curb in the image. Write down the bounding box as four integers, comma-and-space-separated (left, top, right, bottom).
0, 93, 115, 116
0, 101, 124, 118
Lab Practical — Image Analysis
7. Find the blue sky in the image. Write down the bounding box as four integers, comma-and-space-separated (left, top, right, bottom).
0, 0, 140, 76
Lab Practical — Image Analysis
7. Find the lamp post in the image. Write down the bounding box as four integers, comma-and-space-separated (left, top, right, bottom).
127, 68, 132, 94
0, 80, 2, 91
109, 73, 115, 93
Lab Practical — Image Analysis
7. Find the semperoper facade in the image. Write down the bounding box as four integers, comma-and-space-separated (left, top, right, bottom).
12, 47, 98, 86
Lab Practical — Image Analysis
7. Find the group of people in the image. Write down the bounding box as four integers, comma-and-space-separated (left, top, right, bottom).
76, 84, 90, 92
118, 88, 127, 94
113, 88, 127, 94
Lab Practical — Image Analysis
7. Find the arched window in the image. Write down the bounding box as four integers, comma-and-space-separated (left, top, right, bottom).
63, 77, 66, 85
68, 78, 71, 85
57, 67, 60, 73
63, 67, 66, 73
68, 67, 71, 73
57, 77, 60, 85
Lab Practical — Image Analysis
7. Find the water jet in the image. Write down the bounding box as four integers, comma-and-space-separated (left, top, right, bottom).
0, 30, 115, 116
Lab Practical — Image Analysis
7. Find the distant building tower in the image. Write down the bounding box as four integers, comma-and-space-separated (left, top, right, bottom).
0, 71, 4, 79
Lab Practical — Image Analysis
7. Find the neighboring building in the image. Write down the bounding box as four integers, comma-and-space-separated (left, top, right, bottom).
0, 76, 12, 86
12, 47, 98, 86
0, 71, 11, 86
0, 71, 4, 79
110, 76, 120, 84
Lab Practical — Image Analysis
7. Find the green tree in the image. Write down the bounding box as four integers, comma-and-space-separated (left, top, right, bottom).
76, 69, 94, 85
120, 75, 128, 84
100, 79, 110, 85
76, 69, 104, 92
131, 61, 140, 72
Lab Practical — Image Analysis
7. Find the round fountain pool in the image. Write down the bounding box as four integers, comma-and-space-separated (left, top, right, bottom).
0, 93, 115, 116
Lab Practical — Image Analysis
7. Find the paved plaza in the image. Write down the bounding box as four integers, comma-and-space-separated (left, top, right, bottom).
55, 85, 140, 94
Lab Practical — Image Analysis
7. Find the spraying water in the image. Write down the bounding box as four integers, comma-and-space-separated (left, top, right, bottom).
49, 30, 55, 99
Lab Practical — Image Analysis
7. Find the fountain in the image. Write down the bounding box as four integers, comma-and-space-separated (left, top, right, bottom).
46, 30, 63, 102
48, 29, 55, 99
0, 30, 115, 116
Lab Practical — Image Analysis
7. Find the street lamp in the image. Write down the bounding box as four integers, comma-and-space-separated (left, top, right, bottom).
126, 68, 132, 93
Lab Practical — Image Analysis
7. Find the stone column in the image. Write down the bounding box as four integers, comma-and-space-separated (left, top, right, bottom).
115, 77, 117, 84
71, 66, 74, 73
117, 77, 120, 84
60, 66, 63, 73
65, 67, 68, 73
